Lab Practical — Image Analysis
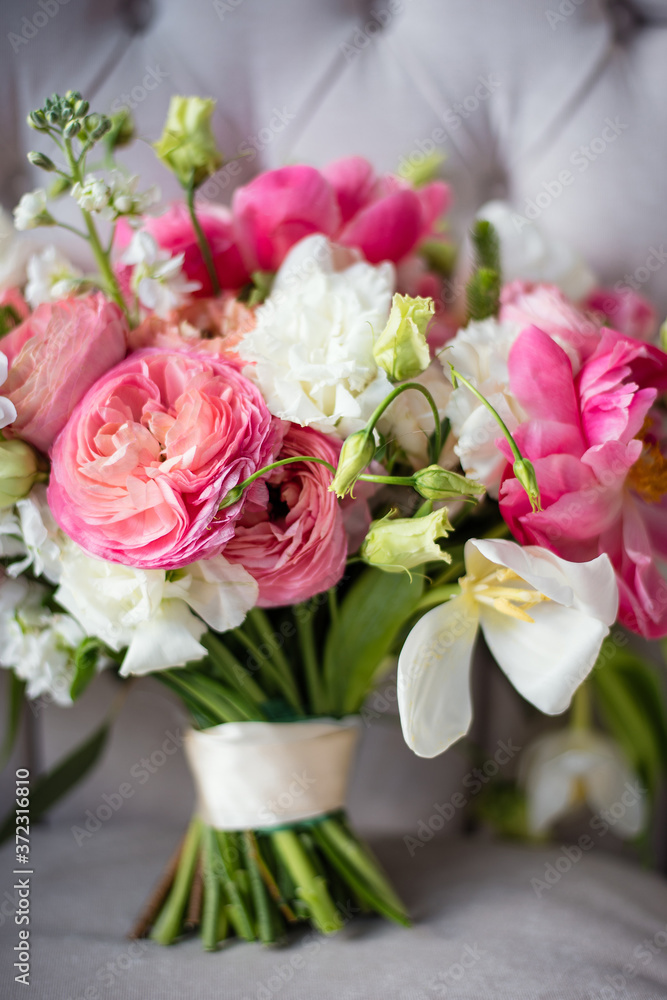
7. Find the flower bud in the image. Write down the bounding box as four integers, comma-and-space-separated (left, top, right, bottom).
63, 119, 82, 139
106, 109, 135, 150
74, 99, 89, 117
27, 110, 48, 131
513, 458, 542, 512
329, 430, 375, 499
361, 507, 453, 573
153, 96, 223, 189
413, 465, 485, 501
0, 439, 39, 508
27, 151, 56, 172
373, 293, 433, 382
90, 116, 112, 140
218, 483, 245, 510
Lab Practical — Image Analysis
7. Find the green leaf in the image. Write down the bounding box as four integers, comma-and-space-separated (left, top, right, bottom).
0, 673, 26, 768
69, 637, 104, 701
323, 567, 423, 715
0, 720, 109, 843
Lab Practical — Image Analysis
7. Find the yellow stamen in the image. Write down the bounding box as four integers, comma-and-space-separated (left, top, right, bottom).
460, 566, 550, 623
627, 416, 667, 504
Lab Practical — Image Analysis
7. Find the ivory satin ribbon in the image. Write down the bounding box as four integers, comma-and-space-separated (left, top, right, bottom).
184, 718, 360, 831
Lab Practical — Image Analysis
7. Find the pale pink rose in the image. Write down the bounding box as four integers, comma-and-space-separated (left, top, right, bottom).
224, 423, 346, 606
48, 348, 279, 569
232, 165, 341, 273
324, 156, 450, 265
499, 326, 667, 638
499, 280, 602, 366
115, 202, 249, 296
4, 293, 127, 454
0, 287, 29, 322
128, 294, 255, 360
584, 287, 657, 342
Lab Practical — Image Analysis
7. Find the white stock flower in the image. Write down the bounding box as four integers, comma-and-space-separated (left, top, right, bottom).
54, 546, 258, 677
238, 235, 395, 437
0, 574, 84, 706
0, 209, 33, 288
378, 361, 451, 469
121, 231, 200, 316
25, 245, 83, 308
72, 171, 160, 221
13, 189, 51, 231
397, 539, 618, 758
2, 485, 65, 583
443, 317, 524, 494
0, 352, 17, 429
476, 200, 596, 301
520, 729, 646, 839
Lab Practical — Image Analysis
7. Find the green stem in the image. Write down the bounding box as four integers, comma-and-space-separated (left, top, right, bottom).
201, 826, 223, 950
202, 632, 268, 707
359, 474, 416, 487
247, 608, 305, 714
271, 830, 342, 934
220, 456, 337, 509
233, 623, 304, 716
150, 818, 202, 945
186, 180, 220, 295
571, 684, 592, 731
449, 366, 521, 463
415, 584, 461, 611
242, 831, 275, 944
63, 138, 129, 320
295, 603, 326, 715
365, 382, 442, 464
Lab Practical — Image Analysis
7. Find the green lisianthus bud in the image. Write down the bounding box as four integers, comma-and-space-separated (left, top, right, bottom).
27, 151, 56, 172
106, 109, 135, 150
413, 465, 485, 501
373, 293, 434, 382
0, 440, 39, 507
361, 507, 453, 573
153, 96, 223, 189
218, 484, 245, 510
329, 430, 375, 499
513, 458, 542, 513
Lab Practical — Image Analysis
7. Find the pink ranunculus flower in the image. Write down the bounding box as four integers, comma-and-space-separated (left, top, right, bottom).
115, 202, 249, 297
48, 348, 279, 570
498, 325, 667, 638
224, 423, 346, 607
499, 280, 602, 366
128, 294, 255, 361
323, 155, 450, 265
4, 293, 127, 454
232, 165, 341, 273
584, 287, 657, 343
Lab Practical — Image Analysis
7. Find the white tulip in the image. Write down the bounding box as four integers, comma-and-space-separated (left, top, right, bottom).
397, 538, 618, 757
520, 728, 646, 839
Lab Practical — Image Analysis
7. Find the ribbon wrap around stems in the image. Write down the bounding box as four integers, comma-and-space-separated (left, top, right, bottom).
184, 718, 360, 831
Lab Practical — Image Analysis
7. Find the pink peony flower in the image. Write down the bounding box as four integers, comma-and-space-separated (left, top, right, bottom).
4, 293, 127, 454
584, 287, 657, 343
115, 202, 249, 296
48, 348, 278, 569
224, 423, 346, 606
500, 280, 602, 365
232, 165, 341, 273
324, 156, 450, 265
499, 325, 667, 638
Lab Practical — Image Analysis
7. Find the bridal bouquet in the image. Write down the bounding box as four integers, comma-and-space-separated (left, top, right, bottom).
1, 89, 666, 949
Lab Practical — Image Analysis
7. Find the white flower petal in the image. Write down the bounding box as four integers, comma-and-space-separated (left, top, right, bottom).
397, 595, 479, 757
169, 556, 258, 633
480, 600, 608, 714
119, 601, 207, 676
0, 397, 17, 429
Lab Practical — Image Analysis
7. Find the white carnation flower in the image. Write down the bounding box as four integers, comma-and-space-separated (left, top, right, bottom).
476, 200, 596, 301
54, 546, 258, 676
238, 235, 396, 437
25, 245, 83, 308
0, 574, 84, 706
121, 231, 200, 317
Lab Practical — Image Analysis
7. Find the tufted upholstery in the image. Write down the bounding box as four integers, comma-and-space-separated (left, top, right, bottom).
1, 5, 667, 996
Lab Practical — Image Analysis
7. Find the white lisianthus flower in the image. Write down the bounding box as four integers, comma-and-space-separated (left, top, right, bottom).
54, 546, 258, 676
397, 539, 618, 758
443, 317, 524, 494
0, 574, 84, 706
0, 352, 17, 429
475, 200, 596, 301
25, 245, 83, 308
520, 729, 646, 839
1, 485, 65, 583
121, 231, 200, 316
379, 361, 451, 469
238, 235, 395, 437
13, 189, 52, 231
